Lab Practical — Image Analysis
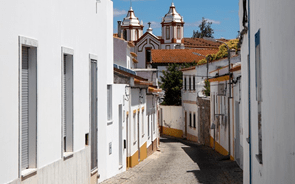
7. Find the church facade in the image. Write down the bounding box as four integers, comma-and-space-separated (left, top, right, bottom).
118, 2, 185, 69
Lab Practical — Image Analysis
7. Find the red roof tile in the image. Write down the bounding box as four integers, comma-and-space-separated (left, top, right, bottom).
151, 49, 219, 64
183, 38, 222, 49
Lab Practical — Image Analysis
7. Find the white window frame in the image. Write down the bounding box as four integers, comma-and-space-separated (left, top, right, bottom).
19, 36, 38, 177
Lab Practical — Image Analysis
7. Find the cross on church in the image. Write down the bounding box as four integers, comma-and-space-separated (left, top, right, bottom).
148, 22, 151, 28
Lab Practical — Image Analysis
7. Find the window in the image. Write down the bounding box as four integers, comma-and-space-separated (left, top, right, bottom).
177, 26, 181, 39
136, 29, 139, 40
189, 76, 191, 91
107, 85, 112, 121
193, 113, 196, 128
20, 37, 38, 172
146, 48, 151, 64
184, 77, 187, 91
255, 29, 263, 164
123, 29, 127, 41
189, 112, 192, 127
142, 109, 144, 136
193, 76, 195, 91
62, 47, 74, 154
90, 57, 98, 170
166, 26, 170, 40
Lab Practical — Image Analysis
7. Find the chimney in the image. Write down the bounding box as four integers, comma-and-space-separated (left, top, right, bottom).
117, 21, 122, 38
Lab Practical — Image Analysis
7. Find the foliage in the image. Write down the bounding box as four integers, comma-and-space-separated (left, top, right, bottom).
203, 80, 210, 96
160, 64, 184, 106
197, 39, 239, 65
192, 17, 214, 38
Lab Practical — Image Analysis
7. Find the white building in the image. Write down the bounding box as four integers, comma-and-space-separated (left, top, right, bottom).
113, 36, 161, 172
0, 0, 113, 184
209, 63, 243, 167
179, 55, 240, 144
239, 0, 295, 183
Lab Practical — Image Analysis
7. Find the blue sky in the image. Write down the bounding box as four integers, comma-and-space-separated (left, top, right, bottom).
113, 0, 240, 39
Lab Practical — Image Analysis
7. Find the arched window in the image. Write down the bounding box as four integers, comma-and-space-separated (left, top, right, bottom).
123, 29, 127, 41
177, 26, 181, 39
166, 26, 170, 40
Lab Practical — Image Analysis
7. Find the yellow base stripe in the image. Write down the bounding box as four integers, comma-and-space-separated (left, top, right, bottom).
210, 136, 234, 161
127, 142, 148, 168
161, 126, 183, 138
140, 142, 147, 161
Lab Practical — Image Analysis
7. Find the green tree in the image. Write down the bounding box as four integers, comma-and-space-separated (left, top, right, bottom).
203, 79, 210, 96
160, 64, 183, 106
192, 17, 214, 38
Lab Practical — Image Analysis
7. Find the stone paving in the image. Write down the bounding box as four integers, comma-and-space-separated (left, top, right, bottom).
100, 136, 243, 184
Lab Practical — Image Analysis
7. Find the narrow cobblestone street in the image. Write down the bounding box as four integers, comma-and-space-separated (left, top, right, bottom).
101, 136, 243, 184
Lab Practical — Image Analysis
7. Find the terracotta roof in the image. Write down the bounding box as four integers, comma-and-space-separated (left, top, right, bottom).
148, 87, 162, 93
128, 41, 135, 47
230, 64, 241, 72
209, 75, 230, 83
184, 38, 222, 49
151, 49, 218, 64
134, 79, 153, 86
217, 38, 230, 43
130, 52, 137, 57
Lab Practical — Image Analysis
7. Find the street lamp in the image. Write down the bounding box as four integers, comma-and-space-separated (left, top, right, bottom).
204, 37, 232, 160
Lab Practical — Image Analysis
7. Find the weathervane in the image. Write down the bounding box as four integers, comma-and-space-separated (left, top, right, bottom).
130, 0, 132, 8
148, 22, 151, 28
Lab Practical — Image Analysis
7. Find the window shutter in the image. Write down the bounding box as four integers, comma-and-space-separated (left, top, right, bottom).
63, 55, 67, 139
21, 47, 29, 170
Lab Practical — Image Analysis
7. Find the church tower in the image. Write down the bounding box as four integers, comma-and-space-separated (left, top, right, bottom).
161, 2, 185, 49
120, 7, 144, 42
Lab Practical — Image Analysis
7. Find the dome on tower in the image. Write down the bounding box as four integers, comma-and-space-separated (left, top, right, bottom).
122, 7, 142, 27
162, 3, 183, 23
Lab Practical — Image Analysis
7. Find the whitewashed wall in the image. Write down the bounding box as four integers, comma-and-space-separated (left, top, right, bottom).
239, 0, 295, 183
160, 105, 183, 133
0, 0, 113, 183
98, 84, 127, 182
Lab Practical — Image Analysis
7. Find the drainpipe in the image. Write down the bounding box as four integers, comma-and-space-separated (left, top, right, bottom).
247, 0, 252, 183
227, 49, 231, 159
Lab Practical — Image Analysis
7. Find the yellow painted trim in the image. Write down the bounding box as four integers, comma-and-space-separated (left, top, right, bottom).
140, 142, 147, 161
133, 110, 137, 114
182, 100, 196, 105
209, 75, 229, 83
161, 126, 183, 138
210, 136, 234, 161
127, 150, 139, 168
